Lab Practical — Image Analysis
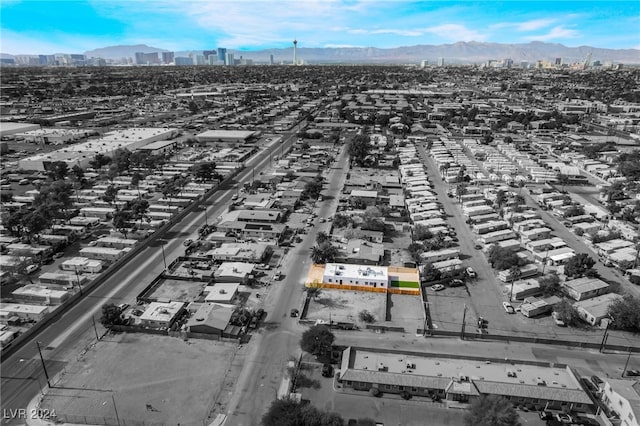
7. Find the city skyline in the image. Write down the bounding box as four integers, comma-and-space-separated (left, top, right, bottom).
1, 1, 639, 55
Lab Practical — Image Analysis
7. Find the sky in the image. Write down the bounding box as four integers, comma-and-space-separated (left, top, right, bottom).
1, 0, 639, 55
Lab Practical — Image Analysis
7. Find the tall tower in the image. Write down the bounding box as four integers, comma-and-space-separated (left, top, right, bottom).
293, 39, 298, 65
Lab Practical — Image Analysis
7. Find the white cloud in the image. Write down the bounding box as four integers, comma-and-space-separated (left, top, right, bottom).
527, 26, 580, 41
347, 28, 423, 36
491, 18, 556, 31
423, 24, 487, 42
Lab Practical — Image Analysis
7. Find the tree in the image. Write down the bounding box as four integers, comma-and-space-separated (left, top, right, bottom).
305, 287, 322, 299
300, 325, 335, 357
311, 242, 338, 264
46, 161, 69, 181
21, 210, 49, 242
412, 224, 433, 241
508, 266, 522, 300
102, 185, 118, 205
129, 198, 150, 226
100, 303, 124, 327
301, 179, 323, 201
564, 253, 596, 278
112, 149, 131, 173
359, 310, 375, 323
487, 245, 520, 270
89, 153, 111, 170
112, 209, 132, 238
495, 190, 507, 212
192, 162, 218, 181
262, 398, 344, 426
407, 242, 424, 264
130, 172, 143, 197
348, 134, 372, 166
554, 299, 580, 326
33, 181, 74, 219
333, 214, 352, 228
465, 395, 520, 426
0, 192, 14, 203
315, 231, 330, 245
608, 295, 640, 332
538, 273, 561, 296
421, 261, 442, 282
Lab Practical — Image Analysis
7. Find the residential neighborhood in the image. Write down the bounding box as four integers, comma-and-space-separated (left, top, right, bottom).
1, 60, 640, 426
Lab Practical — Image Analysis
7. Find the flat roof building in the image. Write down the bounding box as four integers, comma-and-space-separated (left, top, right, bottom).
339, 347, 592, 412
139, 301, 184, 329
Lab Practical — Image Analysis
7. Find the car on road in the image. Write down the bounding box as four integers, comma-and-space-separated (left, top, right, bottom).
626, 369, 640, 376
290, 308, 299, 318
53, 251, 65, 259
430, 284, 445, 292
117, 303, 130, 312
502, 301, 515, 314
321, 363, 333, 377
465, 267, 476, 278
41, 256, 54, 265
552, 311, 566, 327
88, 240, 98, 246
183, 239, 193, 246
25, 264, 40, 274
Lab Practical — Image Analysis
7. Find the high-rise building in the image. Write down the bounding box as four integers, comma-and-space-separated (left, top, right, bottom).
195, 55, 206, 65
225, 52, 234, 66
217, 48, 227, 65
270, 54, 274, 65
555, 57, 562, 66
134, 52, 145, 65
437, 57, 445, 67
175, 57, 193, 66
162, 52, 175, 64
420, 60, 428, 68
143, 52, 159, 64
293, 39, 298, 65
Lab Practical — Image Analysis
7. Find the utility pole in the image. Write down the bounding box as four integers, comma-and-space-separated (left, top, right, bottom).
92, 315, 100, 340
36, 341, 51, 388
111, 394, 121, 426
622, 349, 632, 377
460, 304, 467, 340
74, 266, 82, 295
160, 240, 167, 269
600, 319, 611, 353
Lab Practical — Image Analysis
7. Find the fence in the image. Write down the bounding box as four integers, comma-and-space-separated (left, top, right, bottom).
55, 413, 208, 426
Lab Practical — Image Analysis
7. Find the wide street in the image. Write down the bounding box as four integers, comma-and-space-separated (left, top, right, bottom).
0, 130, 299, 426
223, 141, 350, 426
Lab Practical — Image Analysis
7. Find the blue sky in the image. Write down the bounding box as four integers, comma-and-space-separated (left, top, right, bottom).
1, 1, 639, 54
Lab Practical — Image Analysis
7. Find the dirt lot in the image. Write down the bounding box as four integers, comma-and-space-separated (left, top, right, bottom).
145, 278, 207, 302
388, 294, 425, 333
40, 333, 238, 425
306, 290, 386, 327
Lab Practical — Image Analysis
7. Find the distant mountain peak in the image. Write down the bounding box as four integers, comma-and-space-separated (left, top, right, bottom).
84, 44, 168, 59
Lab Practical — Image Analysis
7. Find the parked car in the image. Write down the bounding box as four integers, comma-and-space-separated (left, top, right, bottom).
448, 279, 464, 287
551, 311, 566, 327
430, 284, 445, 292
626, 369, 640, 376
117, 303, 130, 312
538, 410, 554, 420
465, 267, 476, 278
555, 412, 573, 424
183, 239, 193, 247
41, 256, 54, 265
502, 301, 515, 314
88, 240, 98, 246
572, 415, 599, 426
321, 363, 333, 377
290, 308, 299, 318
25, 264, 40, 274
53, 251, 65, 259
580, 377, 597, 393
591, 375, 604, 388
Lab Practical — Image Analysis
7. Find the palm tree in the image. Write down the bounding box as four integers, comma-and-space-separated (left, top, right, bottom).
316, 231, 330, 245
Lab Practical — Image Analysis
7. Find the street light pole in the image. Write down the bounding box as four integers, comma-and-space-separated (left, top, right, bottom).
160, 241, 167, 269
36, 341, 51, 388
92, 315, 100, 340
460, 304, 467, 340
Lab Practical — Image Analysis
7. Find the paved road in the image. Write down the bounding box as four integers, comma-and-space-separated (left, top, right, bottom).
0, 131, 300, 426
223, 145, 350, 426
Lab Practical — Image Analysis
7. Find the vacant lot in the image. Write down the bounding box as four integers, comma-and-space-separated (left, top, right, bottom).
306, 290, 386, 327
388, 294, 424, 333
40, 333, 237, 425
145, 278, 207, 302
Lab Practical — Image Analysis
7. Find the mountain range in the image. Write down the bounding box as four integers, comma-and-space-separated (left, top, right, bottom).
3, 41, 640, 64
